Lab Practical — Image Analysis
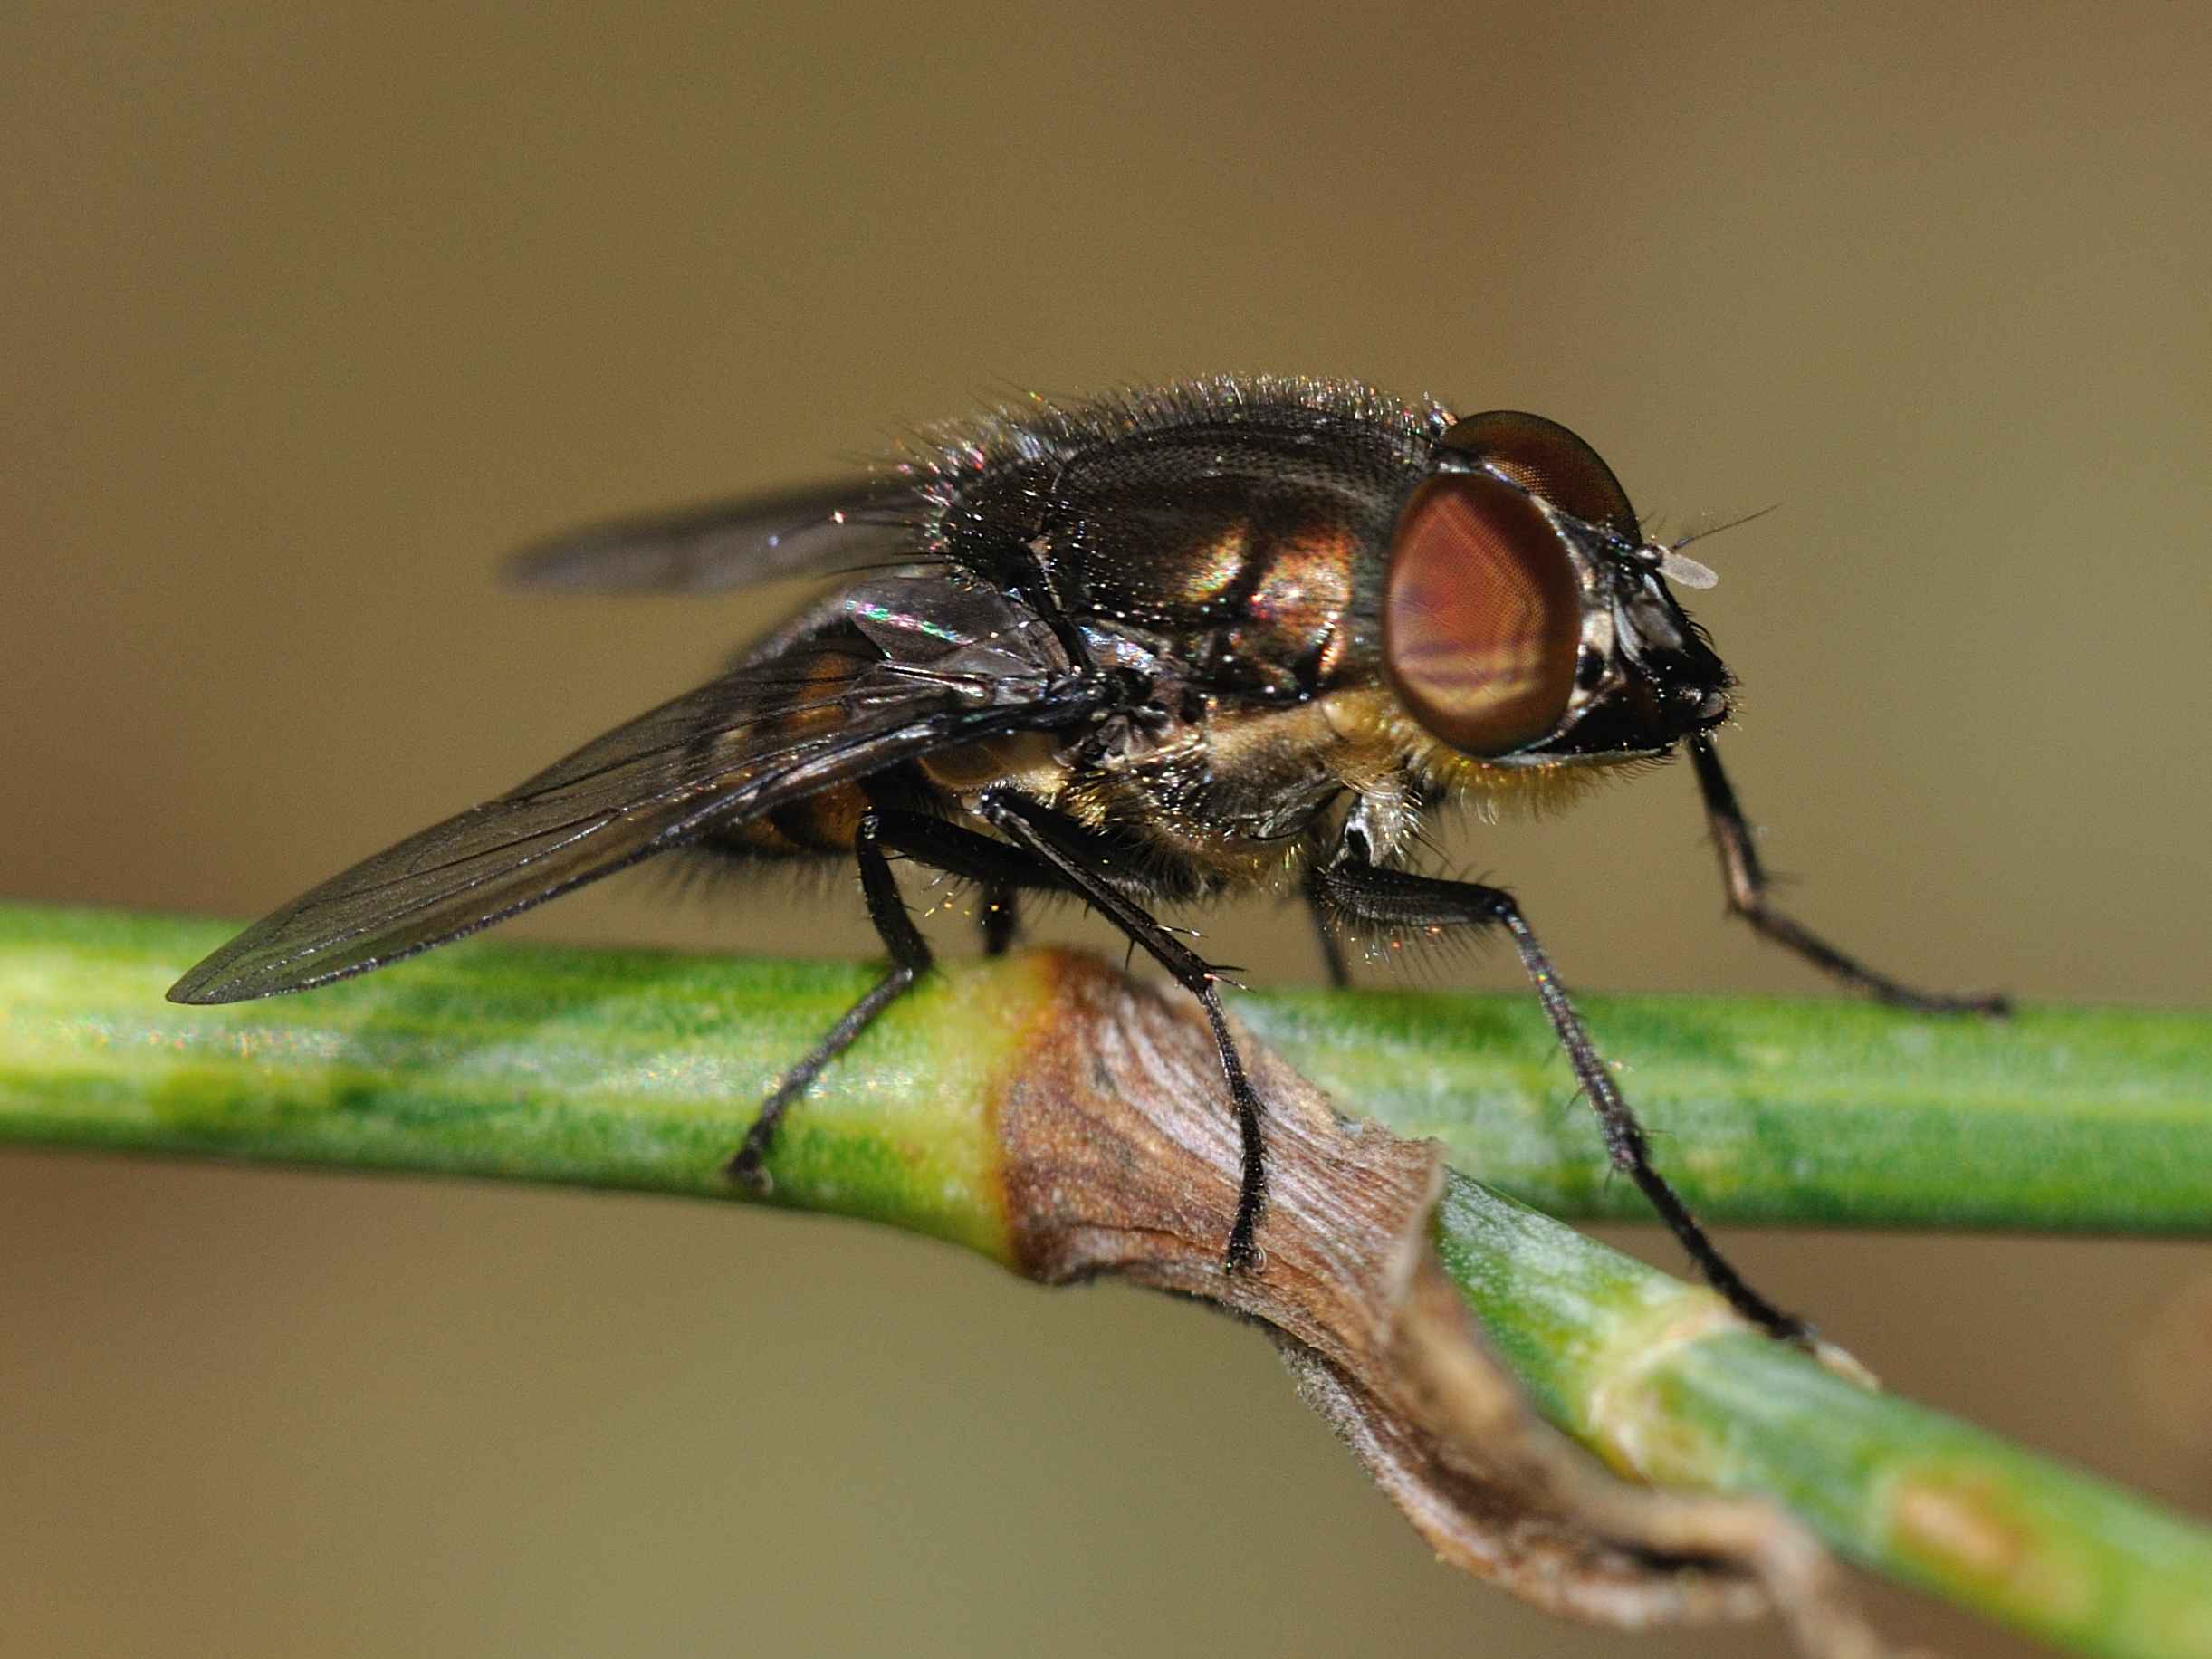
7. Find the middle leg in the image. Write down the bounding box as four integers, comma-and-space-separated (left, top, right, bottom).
1304, 870, 1353, 990
1310, 829, 1806, 1342
980, 881, 1020, 956
978, 788, 1272, 1273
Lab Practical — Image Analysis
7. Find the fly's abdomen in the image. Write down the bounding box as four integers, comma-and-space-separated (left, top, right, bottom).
706, 781, 872, 856
696, 633, 884, 859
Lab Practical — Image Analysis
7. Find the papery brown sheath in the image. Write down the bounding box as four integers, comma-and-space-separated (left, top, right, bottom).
169, 376, 2004, 1339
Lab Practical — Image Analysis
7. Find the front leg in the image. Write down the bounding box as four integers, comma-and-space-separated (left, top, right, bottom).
1309, 827, 1806, 1343
1690, 734, 2007, 1016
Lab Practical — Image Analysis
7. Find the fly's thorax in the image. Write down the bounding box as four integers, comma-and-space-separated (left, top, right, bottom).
1029, 512, 1375, 708
987, 419, 1405, 706
1173, 512, 1364, 697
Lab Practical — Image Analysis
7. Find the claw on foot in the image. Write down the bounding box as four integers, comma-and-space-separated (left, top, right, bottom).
726, 1145, 774, 1196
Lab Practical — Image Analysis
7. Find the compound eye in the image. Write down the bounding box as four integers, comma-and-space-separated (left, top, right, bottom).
1383, 469, 1582, 757
1440, 409, 1640, 542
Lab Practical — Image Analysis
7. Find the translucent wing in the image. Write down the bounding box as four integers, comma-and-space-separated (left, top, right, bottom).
507, 476, 928, 593
169, 577, 1081, 1003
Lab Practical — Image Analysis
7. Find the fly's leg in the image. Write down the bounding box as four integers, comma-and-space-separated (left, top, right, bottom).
1689, 735, 2008, 1016
1310, 828, 1807, 1343
875, 811, 1072, 892
981, 882, 1020, 956
727, 811, 1068, 1189
886, 818, 1063, 949
979, 789, 1270, 1273
727, 812, 931, 1190
1304, 873, 1352, 990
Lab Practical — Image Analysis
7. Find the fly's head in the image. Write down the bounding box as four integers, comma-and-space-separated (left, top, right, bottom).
1380, 409, 1732, 775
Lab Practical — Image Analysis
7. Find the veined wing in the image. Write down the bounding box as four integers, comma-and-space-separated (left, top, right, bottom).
507, 476, 927, 593
169, 579, 1084, 1003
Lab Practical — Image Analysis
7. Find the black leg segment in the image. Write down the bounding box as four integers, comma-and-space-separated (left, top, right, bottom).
979, 789, 1271, 1273
727, 810, 1070, 1189
981, 882, 1020, 955
726, 812, 934, 1190
1309, 833, 1807, 1342
1689, 735, 2007, 1017
1304, 873, 1352, 990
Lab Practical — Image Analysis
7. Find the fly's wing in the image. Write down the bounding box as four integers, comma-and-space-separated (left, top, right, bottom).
507, 476, 929, 593
168, 577, 1081, 1004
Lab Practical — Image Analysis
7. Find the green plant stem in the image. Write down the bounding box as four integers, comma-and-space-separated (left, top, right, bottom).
1235, 985, 2212, 1232
5, 904, 2211, 1656
1438, 1183, 2212, 1655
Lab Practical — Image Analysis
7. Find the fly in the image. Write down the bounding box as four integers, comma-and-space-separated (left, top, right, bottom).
168, 376, 2005, 1341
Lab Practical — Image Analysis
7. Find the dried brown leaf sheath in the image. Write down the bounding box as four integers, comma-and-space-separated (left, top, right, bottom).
991, 955, 1885, 1654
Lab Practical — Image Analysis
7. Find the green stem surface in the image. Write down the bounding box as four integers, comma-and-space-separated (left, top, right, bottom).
1437, 1181, 2212, 1655
1236, 985, 2212, 1232
5, 904, 2211, 1656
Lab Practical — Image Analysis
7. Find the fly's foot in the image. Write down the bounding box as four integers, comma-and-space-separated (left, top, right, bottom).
1223, 1191, 1267, 1275
1223, 1236, 1268, 1276
725, 1128, 776, 1195
1864, 978, 2012, 1019
1932, 988, 2011, 1019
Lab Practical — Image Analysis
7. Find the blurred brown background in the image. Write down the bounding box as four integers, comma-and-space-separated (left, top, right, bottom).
5, 4, 2209, 1654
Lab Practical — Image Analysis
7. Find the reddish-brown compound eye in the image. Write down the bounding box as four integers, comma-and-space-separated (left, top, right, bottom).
1383, 469, 1582, 756
1440, 409, 1641, 542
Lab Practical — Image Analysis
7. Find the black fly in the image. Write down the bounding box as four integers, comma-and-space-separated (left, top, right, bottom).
169, 377, 2004, 1340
